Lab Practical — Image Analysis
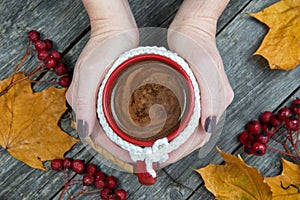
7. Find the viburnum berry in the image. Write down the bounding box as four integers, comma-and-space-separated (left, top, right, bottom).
277, 107, 292, 121
259, 111, 273, 124
50, 50, 61, 60
37, 50, 49, 61
270, 114, 282, 127
44, 39, 53, 50
44, 57, 57, 69
86, 164, 98, 175
54, 62, 67, 76
82, 173, 95, 186
95, 178, 107, 189
246, 120, 261, 134
100, 188, 112, 199
58, 76, 71, 87
34, 40, 47, 51
292, 98, 300, 115
72, 159, 85, 174
238, 131, 249, 145
51, 159, 63, 171
115, 189, 127, 200
28, 30, 40, 42
106, 176, 118, 189
63, 157, 73, 169
252, 142, 266, 156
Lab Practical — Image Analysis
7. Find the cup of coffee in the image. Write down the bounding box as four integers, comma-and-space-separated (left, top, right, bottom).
97, 46, 200, 185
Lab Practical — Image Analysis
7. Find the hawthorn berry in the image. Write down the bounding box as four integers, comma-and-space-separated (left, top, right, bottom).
50, 50, 61, 60
285, 116, 299, 131
252, 142, 266, 156
58, 76, 71, 87
95, 171, 107, 180
238, 131, 249, 145
44, 39, 53, 50
82, 173, 95, 186
256, 132, 270, 144
100, 188, 112, 199
259, 111, 273, 124
37, 50, 49, 61
246, 120, 261, 134
115, 189, 127, 200
86, 164, 98, 175
95, 178, 107, 189
34, 40, 47, 51
244, 144, 253, 154
277, 107, 292, 121
28, 30, 40, 42
63, 157, 73, 169
292, 98, 300, 115
107, 176, 118, 189
270, 114, 282, 127
262, 123, 276, 137
54, 62, 67, 76
44, 57, 57, 69
51, 159, 63, 171
72, 159, 85, 174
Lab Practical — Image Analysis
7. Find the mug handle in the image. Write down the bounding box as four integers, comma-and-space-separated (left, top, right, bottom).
136, 161, 157, 185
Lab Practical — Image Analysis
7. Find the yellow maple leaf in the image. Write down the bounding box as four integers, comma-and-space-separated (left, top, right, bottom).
264, 158, 300, 200
250, 0, 300, 70
195, 148, 272, 200
0, 73, 79, 170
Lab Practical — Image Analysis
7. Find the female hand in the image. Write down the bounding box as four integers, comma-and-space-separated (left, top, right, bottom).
162, 0, 234, 165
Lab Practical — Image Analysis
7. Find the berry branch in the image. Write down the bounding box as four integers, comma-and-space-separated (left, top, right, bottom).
238, 98, 300, 164
0, 30, 71, 97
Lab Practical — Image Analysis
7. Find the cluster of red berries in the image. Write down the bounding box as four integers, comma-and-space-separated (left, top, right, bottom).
27, 30, 71, 87
51, 158, 127, 200
239, 98, 300, 156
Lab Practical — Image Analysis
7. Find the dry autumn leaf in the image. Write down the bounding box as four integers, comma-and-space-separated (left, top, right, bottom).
0, 73, 79, 170
265, 158, 300, 200
250, 0, 300, 70
196, 148, 272, 200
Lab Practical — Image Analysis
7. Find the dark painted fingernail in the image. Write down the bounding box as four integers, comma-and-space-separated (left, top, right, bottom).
204, 116, 216, 133
77, 120, 88, 138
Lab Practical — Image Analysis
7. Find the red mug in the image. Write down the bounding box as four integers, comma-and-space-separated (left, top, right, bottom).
98, 47, 200, 185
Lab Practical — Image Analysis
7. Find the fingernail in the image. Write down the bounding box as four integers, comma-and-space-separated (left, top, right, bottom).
204, 116, 216, 133
77, 120, 88, 138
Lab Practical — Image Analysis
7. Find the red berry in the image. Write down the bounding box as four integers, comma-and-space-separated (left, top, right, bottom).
238, 131, 249, 145
95, 178, 107, 189
115, 189, 127, 200
256, 132, 270, 144
44, 57, 57, 69
270, 114, 282, 127
248, 132, 259, 143
100, 188, 112, 199
83, 173, 95, 186
72, 159, 85, 174
58, 76, 71, 87
259, 111, 273, 124
246, 120, 261, 134
277, 107, 292, 121
86, 164, 98, 175
244, 144, 253, 154
63, 157, 73, 169
54, 62, 68, 76
37, 50, 49, 61
44, 39, 53, 50
292, 98, 300, 115
285, 116, 299, 131
252, 142, 266, 156
106, 176, 118, 189
34, 40, 47, 51
107, 194, 116, 200
28, 30, 40, 42
50, 50, 61, 60
95, 171, 107, 180
262, 123, 276, 137
51, 159, 63, 171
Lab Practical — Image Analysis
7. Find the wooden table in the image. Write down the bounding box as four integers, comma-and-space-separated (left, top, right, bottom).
0, 0, 299, 199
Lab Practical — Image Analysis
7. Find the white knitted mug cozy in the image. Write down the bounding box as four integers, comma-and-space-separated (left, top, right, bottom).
97, 46, 200, 178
